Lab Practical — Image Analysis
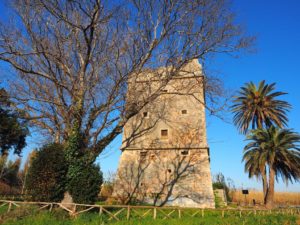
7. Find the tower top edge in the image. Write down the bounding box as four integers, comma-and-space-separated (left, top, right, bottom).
128, 59, 204, 83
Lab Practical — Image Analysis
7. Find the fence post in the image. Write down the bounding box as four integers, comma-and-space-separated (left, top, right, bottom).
72, 204, 77, 215
239, 210, 242, 218
7, 202, 12, 213
222, 210, 224, 218
49, 203, 53, 212
153, 208, 157, 219
99, 206, 103, 216
127, 206, 130, 220
201, 209, 204, 218
178, 209, 181, 219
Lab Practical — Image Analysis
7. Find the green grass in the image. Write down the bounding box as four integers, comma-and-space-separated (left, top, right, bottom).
0, 205, 298, 225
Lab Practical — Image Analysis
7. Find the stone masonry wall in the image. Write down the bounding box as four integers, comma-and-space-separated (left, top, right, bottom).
113, 60, 215, 208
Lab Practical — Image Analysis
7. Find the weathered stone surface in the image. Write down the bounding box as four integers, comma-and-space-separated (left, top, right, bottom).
113, 60, 215, 208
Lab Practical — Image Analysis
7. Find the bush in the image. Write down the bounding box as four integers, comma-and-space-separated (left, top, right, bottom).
67, 163, 103, 204
65, 122, 103, 204
25, 143, 67, 202
99, 182, 114, 201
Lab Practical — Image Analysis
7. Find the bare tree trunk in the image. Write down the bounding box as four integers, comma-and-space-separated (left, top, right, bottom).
265, 165, 275, 209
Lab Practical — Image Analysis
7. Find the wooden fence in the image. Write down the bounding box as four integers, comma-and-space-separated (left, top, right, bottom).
0, 199, 299, 221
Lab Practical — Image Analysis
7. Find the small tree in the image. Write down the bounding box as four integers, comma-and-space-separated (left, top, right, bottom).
25, 143, 67, 202
0, 88, 28, 155
0, 156, 22, 194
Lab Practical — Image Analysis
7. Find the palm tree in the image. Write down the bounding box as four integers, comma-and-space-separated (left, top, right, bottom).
243, 127, 300, 208
232, 80, 291, 202
232, 80, 290, 134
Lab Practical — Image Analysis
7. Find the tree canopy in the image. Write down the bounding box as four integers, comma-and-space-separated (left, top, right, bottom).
0, 0, 253, 161
232, 81, 291, 134
244, 127, 300, 208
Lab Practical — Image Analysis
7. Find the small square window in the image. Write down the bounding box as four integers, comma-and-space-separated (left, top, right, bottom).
167, 169, 172, 173
187, 165, 195, 173
181, 150, 189, 156
150, 154, 156, 160
161, 129, 168, 139
181, 110, 187, 114
143, 112, 148, 118
161, 89, 168, 93
140, 151, 147, 161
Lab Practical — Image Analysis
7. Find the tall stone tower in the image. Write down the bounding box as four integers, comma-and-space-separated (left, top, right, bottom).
113, 60, 215, 208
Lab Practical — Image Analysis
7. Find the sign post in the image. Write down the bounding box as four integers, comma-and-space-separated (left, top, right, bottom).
242, 189, 249, 205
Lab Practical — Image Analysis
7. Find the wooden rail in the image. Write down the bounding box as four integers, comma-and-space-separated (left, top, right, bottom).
0, 199, 299, 221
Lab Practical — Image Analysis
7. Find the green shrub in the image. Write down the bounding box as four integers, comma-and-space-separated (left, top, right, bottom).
67, 163, 102, 204
65, 122, 103, 204
25, 143, 67, 202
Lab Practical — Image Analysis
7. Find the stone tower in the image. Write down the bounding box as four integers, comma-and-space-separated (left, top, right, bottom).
113, 60, 215, 208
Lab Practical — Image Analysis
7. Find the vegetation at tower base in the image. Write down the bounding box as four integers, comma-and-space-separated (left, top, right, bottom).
243, 127, 300, 208
231, 81, 293, 207
25, 143, 67, 202
212, 173, 233, 202
65, 122, 103, 204
0, 88, 28, 156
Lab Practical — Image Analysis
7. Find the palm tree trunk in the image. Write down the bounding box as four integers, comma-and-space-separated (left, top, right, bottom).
257, 124, 269, 205
265, 165, 275, 208
261, 166, 268, 204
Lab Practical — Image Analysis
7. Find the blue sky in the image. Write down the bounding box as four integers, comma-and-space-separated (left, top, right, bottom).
1, 0, 300, 192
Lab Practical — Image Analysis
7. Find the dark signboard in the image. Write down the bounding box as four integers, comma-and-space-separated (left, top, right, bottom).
242, 190, 249, 195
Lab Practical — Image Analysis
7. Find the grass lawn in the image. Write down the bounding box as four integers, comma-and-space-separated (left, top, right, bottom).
0, 205, 298, 225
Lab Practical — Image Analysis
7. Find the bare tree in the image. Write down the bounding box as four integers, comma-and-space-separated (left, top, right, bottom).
0, 0, 253, 161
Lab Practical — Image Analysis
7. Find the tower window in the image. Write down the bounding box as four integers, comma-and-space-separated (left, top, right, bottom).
140, 151, 147, 161
161, 129, 168, 139
167, 169, 172, 173
161, 89, 168, 93
181, 110, 187, 114
181, 150, 189, 156
187, 165, 195, 173
143, 112, 149, 118
150, 154, 156, 160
